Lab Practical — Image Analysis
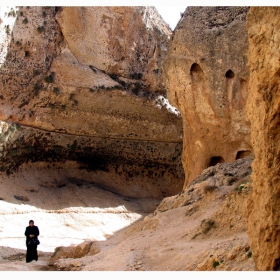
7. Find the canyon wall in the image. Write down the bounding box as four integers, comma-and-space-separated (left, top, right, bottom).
246, 7, 280, 271
163, 7, 252, 188
0, 6, 184, 198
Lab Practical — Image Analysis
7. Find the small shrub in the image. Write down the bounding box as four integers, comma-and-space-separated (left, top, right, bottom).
45, 74, 54, 83
15, 41, 22, 46
5, 25, 10, 35
201, 219, 215, 234
23, 18, 28, 24
37, 26, 45, 33
201, 178, 217, 194
70, 140, 77, 151
130, 72, 143, 80
112, 85, 122, 90
54, 146, 62, 155
53, 87, 60, 94
69, 93, 75, 101
25, 146, 32, 153
42, 11, 47, 17
6, 170, 12, 176
234, 184, 245, 191
34, 82, 43, 94
89, 88, 95, 92
33, 69, 41, 76
25, 51, 30, 57
43, 21, 47, 25
213, 261, 220, 268
8, 9, 16, 17
132, 82, 141, 95
187, 188, 194, 195
247, 251, 252, 258
20, 11, 23, 16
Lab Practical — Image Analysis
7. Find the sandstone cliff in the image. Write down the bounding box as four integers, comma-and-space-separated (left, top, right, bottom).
0, 6, 184, 198
246, 7, 280, 271
163, 7, 252, 188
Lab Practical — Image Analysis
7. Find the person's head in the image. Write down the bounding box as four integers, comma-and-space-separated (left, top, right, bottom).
29, 220, 34, 227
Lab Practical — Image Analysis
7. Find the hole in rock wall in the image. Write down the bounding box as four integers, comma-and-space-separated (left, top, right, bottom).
190, 63, 203, 74
24, 51, 30, 57
225, 69, 235, 79
209, 156, 225, 167
236, 150, 251, 159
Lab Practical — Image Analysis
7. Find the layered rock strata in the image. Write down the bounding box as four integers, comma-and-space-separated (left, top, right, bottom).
246, 7, 280, 271
0, 6, 184, 198
163, 7, 252, 188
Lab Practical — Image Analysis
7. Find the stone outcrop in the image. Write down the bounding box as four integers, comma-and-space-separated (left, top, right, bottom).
0, 6, 184, 198
49, 241, 100, 267
246, 7, 280, 271
163, 7, 252, 188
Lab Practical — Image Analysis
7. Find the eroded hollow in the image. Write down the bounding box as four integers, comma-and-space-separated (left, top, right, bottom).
236, 150, 252, 159
225, 69, 235, 79
190, 63, 203, 74
209, 156, 225, 167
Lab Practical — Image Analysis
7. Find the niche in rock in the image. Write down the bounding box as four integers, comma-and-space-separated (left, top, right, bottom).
190, 63, 203, 75
236, 150, 251, 160
209, 156, 225, 167
225, 69, 235, 79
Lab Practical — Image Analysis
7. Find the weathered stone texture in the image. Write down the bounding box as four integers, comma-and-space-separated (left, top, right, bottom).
163, 7, 252, 188
0, 6, 184, 198
246, 7, 280, 271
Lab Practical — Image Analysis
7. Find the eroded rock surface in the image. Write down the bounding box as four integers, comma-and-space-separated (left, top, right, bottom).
50, 156, 255, 271
246, 7, 280, 271
0, 6, 184, 198
163, 7, 252, 187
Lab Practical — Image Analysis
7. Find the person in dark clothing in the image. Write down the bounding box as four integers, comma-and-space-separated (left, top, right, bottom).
25, 220, 40, 263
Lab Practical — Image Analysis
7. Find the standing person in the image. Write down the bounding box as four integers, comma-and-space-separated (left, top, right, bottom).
25, 220, 40, 263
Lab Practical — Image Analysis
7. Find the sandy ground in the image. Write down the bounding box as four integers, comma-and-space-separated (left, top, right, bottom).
0, 161, 255, 271
0, 164, 159, 271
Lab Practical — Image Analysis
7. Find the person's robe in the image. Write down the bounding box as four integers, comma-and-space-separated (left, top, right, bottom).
24, 225, 40, 263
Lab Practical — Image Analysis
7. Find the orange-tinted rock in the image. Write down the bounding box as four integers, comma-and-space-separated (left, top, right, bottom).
0, 7, 184, 198
246, 7, 280, 271
163, 7, 252, 188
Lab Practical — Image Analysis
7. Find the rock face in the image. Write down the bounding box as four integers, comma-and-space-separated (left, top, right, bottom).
49, 241, 100, 267
163, 7, 252, 188
0, 6, 184, 198
246, 7, 280, 271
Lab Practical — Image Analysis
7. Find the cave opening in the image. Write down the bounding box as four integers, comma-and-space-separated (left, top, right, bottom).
225, 69, 235, 79
190, 63, 203, 74
209, 156, 225, 167
236, 150, 252, 159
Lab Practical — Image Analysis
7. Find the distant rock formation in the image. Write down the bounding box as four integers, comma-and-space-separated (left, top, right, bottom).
246, 7, 280, 271
0, 6, 184, 198
163, 7, 252, 188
